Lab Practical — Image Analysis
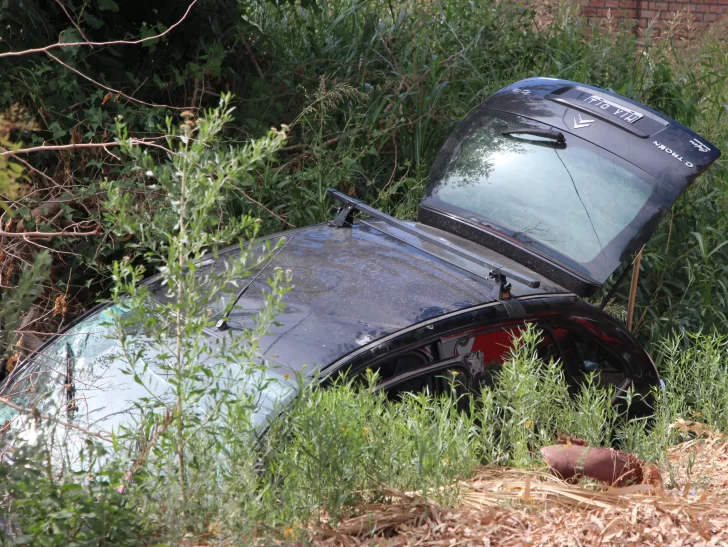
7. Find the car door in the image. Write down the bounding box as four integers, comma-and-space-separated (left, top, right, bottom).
374, 352, 482, 406
544, 326, 631, 396
441, 319, 630, 396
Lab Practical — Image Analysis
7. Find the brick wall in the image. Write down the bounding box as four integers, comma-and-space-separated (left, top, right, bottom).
581, 0, 728, 35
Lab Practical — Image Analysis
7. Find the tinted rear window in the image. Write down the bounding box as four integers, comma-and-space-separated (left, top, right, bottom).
423, 110, 665, 282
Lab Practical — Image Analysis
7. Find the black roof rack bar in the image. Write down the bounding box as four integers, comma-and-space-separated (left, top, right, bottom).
327, 189, 540, 289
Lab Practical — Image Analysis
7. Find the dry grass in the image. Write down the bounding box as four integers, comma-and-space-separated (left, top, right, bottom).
313, 430, 728, 546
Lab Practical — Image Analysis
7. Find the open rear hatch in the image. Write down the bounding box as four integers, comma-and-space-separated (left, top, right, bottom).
419, 78, 721, 296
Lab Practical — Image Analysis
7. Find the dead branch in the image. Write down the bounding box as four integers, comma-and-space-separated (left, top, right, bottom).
0, 146, 61, 188
53, 0, 92, 44
0, 396, 112, 443
243, 39, 265, 80
47, 52, 195, 111
1, 138, 173, 157
118, 408, 173, 494
382, 130, 398, 192
273, 135, 343, 173
0, 0, 199, 59
278, 143, 308, 152
226, 183, 295, 228
0, 226, 100, 239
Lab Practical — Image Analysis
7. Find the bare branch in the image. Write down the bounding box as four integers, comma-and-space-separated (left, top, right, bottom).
0, 146, 61, 187
227, 183, 295, 228
53, 0, 92, 44
118, 408, 173, 494
0, 396, 112, 443
0, 226, 101, 239
0, 0, 199, 59
1, 138, 174, 157
243, 40, 265, 80
47, 52, 196, 111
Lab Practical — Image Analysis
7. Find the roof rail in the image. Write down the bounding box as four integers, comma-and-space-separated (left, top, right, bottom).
327, 188, 540, 290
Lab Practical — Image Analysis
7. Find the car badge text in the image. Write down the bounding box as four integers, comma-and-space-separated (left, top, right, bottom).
689, 138, 711, 153
583, 95, 643, 124
653, 141, 694, 168
573, 113, 595, 129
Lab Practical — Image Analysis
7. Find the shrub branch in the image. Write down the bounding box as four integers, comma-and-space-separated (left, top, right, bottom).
52, 0, 92, 44
0, 139, 174, 157
0, 396, 112, 442
0, 0, 199, 59
46, 52, 196, 111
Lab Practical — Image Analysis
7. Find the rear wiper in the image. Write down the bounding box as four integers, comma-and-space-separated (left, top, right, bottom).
501, 128, 565, 145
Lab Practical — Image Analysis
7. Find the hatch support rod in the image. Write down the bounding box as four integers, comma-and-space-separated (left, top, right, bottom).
626, 249, 643, 331
598, 261, 633, 311
327, 188, 540, 290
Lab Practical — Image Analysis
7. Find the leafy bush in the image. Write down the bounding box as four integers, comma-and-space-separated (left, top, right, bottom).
265, 373, 479, 526
0, 442, 143, 546
475, 325, 672, 467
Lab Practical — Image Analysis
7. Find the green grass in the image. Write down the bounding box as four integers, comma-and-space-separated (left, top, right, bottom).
6, 325, 722, 545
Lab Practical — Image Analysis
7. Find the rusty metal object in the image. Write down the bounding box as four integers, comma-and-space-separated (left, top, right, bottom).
541, 444, 662, 488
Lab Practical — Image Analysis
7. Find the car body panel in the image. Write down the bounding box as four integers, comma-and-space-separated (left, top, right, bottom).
195, 222, 508, 372
329, 294, 658, 416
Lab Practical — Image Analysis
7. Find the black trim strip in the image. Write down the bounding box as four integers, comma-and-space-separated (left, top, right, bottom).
417, 205, 600, 297
320, 292, 576, 377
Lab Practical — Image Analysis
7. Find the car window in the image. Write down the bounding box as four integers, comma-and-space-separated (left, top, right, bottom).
0, 306, 183, 450
453, 325, 627, 392
379, 364, 470, 403
423, 110, 660, 282
551, 328, 628, 391
0, 305, 293, 445
435, 129, 651, 263
452, 326, 560, 369
367, 348, 432, 381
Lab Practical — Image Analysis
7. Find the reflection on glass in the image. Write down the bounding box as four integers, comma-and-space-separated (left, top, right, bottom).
0, 305, 293, 445
430, 116, 653, 267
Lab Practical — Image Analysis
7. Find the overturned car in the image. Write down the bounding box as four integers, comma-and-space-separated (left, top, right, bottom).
0, 77, 721, 439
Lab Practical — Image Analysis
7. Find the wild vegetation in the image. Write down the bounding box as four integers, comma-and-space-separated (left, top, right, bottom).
0, 0, 727, 544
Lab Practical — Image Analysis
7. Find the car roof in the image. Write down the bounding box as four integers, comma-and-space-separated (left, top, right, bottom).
183, 221, 566, 374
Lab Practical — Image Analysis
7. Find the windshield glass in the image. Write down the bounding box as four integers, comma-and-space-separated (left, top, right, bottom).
423, 111, 662, 282
0, 305, 293, 446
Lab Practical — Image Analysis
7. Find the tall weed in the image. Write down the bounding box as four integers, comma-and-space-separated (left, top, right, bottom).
657, 331, 728, 430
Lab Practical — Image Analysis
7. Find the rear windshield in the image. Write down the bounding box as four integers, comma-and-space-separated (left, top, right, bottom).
423, 111, 663, 281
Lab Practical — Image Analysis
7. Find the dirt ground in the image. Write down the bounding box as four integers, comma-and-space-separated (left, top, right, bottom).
314, 429, 728, 546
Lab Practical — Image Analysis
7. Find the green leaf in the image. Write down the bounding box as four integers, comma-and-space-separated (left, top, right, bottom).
49, 121, 67, 139
59, 29, 82, 44
83, 12, 105, 29
97, 0, 119, 12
